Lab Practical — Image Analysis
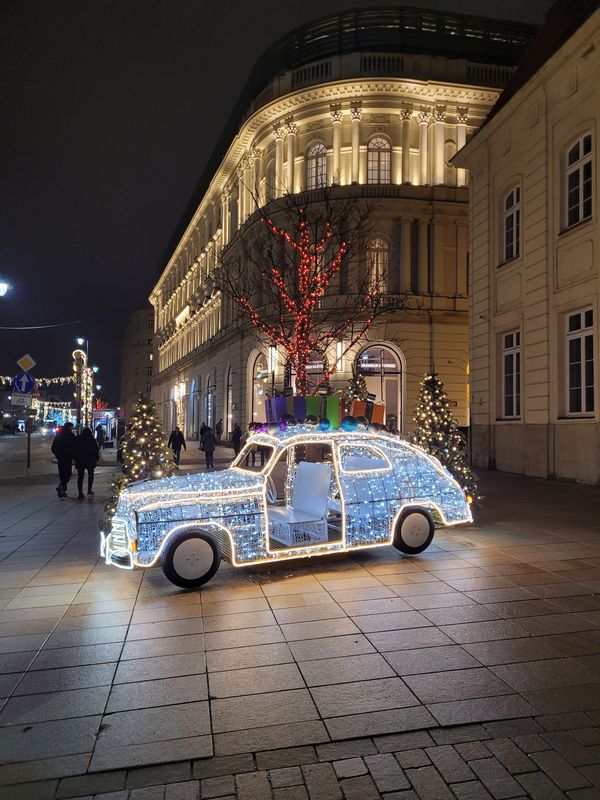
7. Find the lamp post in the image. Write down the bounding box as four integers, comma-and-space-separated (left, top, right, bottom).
0, 280, 9, 297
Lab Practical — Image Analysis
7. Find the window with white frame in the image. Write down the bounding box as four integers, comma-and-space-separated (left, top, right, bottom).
502, 187, 521, 263
366, 238, 389, 291
501, 331, 521, 418
367, 136, 391, 184
566, 308, 594, 415
566, 133, 592, 228
306, 143, 327, 190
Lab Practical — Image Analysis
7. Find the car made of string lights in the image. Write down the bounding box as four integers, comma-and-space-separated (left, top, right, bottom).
100, 423, 472, 588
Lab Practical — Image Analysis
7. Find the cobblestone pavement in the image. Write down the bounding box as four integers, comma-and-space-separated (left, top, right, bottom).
0, 464, 599, 800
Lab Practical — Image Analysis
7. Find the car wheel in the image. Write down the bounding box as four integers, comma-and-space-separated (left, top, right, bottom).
161, 530, 221, 588
393, 508, 434, 555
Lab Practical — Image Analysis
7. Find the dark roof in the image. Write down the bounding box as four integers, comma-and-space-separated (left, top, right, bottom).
484, 0, 600, 126
159, 6, 539, 274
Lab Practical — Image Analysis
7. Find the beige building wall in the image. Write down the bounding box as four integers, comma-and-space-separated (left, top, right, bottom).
456, 9, 600, 483
120, 309, 154, 418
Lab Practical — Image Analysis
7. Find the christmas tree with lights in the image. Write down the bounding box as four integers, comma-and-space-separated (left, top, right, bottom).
342, 371, 369, 404
100, 394, 174, 533
411, 373, 478, 500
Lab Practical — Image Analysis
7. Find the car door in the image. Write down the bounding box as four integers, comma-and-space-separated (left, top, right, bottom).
336, 442, 396, 549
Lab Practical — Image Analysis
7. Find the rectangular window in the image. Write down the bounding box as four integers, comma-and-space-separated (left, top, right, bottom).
565, 134, 592, 228
502, 330, 521, 418
502, 187, 520, 263
566, 308, 594, 415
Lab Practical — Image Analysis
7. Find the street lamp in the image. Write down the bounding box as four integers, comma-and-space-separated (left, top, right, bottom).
95, 385, 101, 392
0, 281, 9, 297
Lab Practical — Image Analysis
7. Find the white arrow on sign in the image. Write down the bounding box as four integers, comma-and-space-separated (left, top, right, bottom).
18, 375, 30, 392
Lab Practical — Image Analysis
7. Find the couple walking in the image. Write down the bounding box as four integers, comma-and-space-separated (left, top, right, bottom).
51, 423, 99, 499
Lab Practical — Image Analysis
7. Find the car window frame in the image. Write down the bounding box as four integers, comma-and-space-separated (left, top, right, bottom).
336, 443, 392, 475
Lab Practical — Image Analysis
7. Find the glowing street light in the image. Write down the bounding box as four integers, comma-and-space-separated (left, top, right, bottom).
0, 281, 9, 297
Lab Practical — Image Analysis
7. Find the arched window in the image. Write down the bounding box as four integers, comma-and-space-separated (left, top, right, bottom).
565, 133, 592, 228
356, 345, 403, 432
306, 143, 327, 190
366, 238, 389, 291
367, 136, 391, 184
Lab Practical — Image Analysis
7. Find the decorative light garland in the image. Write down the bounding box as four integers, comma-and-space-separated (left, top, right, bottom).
0, 375, 75, 386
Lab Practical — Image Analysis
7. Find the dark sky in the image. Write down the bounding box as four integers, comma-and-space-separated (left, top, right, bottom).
1, 0, 554, 404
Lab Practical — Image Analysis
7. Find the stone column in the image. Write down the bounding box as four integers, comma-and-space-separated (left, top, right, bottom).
417, 107, 431, 186
432, 218, 445, 292
330, 103, 343, 184
237, 161, 246, 224
433, 105, 446, 185
400, 217, 412, 292
251, 146, 262, 203
221, 187, 230, 246
417, 218, 429, 294
273, 122, 285, 198
285, 118, 297, 193
350, 101, 362, 184
400, 105, 412, 184
456, 106, 468, 187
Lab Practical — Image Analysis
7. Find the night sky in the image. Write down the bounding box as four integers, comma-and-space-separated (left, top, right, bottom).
1, 0, 554, 404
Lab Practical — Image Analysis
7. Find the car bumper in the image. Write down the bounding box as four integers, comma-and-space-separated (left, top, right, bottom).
100, 519, 135, 570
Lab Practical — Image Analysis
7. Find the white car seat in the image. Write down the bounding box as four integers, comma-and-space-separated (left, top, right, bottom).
269, 461, 332, 546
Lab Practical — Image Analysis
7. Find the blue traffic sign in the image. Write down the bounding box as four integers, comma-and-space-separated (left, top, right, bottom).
12, 372, 35, 394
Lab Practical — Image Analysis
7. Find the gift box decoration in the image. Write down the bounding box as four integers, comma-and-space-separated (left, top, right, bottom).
326, 396, 341, 429
285, 395, 306, 421
266, 396, 287, 424
350, 399, 384, 424
305, 396, 320, 418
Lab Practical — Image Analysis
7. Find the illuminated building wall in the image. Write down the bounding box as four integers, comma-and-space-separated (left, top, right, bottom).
455, 3, 599, 483
120, 309, 154, 418
149, 9, 537, 440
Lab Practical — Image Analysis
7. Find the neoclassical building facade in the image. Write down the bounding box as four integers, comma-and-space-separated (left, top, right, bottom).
455, 2, 599, 483
149, 8, 536, 440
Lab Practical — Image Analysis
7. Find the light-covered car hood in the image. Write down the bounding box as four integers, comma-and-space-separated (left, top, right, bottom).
117, 468, 264, 515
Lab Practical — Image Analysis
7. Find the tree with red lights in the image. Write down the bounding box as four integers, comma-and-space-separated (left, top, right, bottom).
218, 192, 396, 396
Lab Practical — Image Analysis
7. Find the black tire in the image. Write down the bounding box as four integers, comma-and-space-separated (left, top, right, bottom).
160, 530, 221, 588
393, 508, 435, 555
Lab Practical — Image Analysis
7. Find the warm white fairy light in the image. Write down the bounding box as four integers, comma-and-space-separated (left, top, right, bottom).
101, 424, 472, 579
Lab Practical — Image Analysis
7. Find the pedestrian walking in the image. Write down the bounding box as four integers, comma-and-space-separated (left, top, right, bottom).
215, 419, 223, 444
51, 422, 76, 498
231, 423, 242, 456
199, 422, 207, 448
74, 427, 99, 498
203, 426, 216, 469
168, 426, 186, 465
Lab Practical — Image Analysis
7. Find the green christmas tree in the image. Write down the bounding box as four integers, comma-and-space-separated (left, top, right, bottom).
410, 373, 478, 500
342, 371, 368, 404
100, 394, 175, 533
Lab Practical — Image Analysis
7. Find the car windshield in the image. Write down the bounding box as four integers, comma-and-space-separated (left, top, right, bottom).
232, 443, 275, 472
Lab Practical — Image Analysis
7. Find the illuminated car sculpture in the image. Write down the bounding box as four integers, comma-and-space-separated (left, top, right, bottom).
101, 425, 472, 588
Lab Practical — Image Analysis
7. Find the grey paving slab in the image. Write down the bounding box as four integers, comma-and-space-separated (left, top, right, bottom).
0, 714, 101, 761
211, 688, 319, 733
0, 685, 110, 723
209, 662, 305, 698
106, 674, 208, 712
206, 642, 294, 671
298, 652, 395, 686
385, 645, 481, 675
310, 676, 418, 718
115, 652, 206, 683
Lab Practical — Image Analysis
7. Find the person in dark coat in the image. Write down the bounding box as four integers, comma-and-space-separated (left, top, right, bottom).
203, 426, 216, 469
199, 422, 207, 449
51, 422, 76, 498
74, 427, 100, 498
168, 427, 186, 465
215, 419, 223, 443
231, 423, 242, 456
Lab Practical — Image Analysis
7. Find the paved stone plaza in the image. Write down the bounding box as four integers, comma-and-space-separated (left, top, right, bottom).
0, 451, 600, 799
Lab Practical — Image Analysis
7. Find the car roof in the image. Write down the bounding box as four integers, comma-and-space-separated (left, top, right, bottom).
248, 425, 406, 451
